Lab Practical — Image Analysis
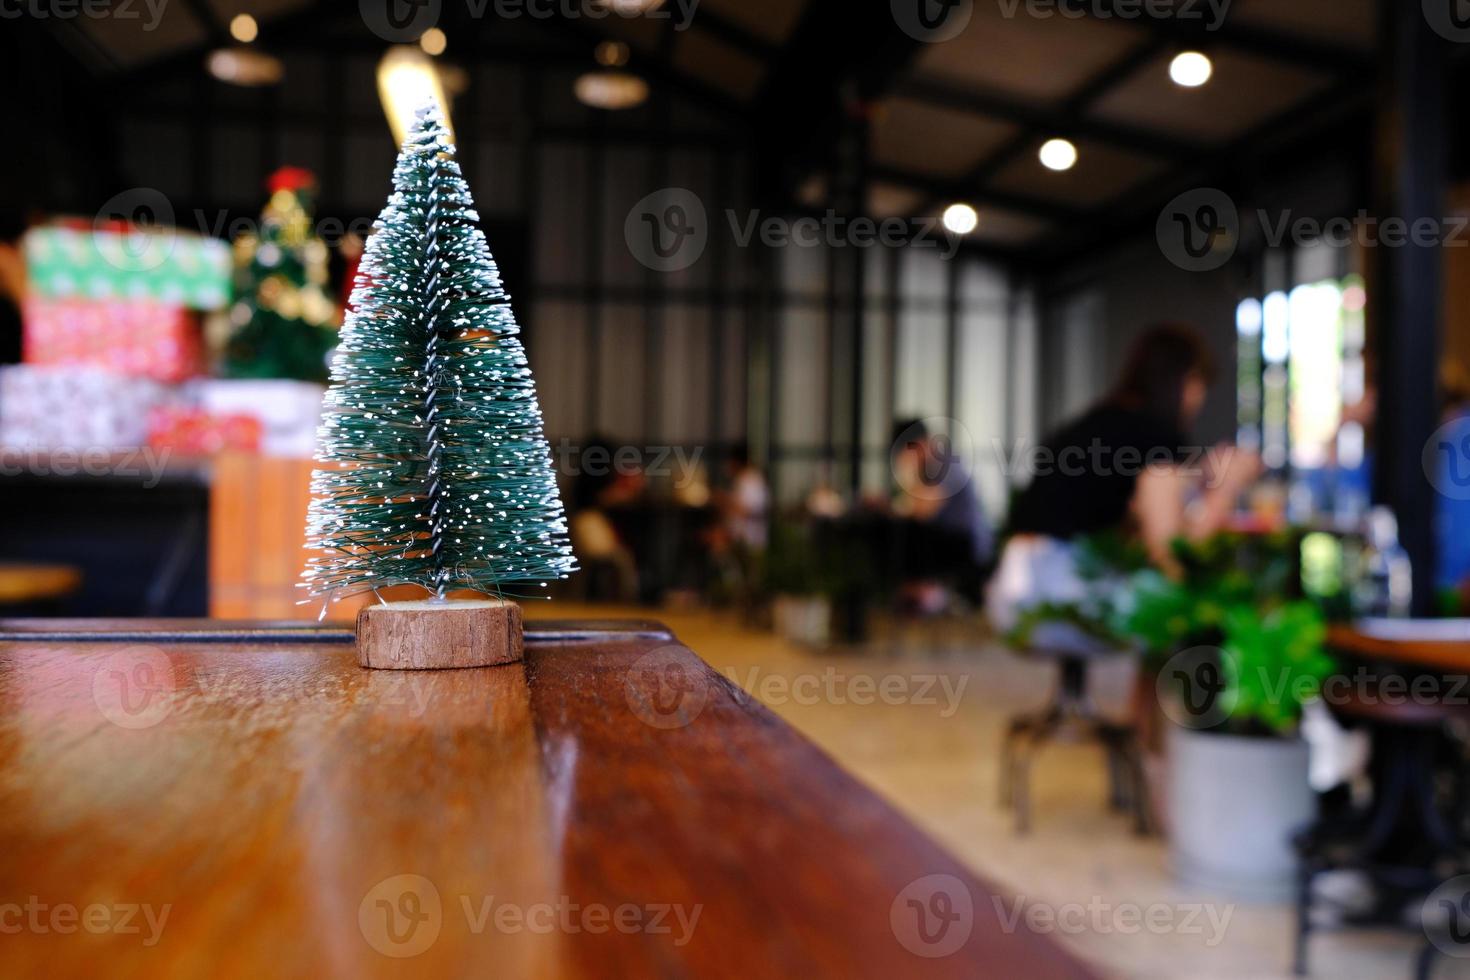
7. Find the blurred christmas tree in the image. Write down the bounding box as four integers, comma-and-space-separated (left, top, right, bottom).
302, 104, 575, 603
224, 167, 339, 381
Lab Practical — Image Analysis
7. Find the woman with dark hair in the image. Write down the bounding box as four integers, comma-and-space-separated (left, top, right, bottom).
988, 322, 1260, 629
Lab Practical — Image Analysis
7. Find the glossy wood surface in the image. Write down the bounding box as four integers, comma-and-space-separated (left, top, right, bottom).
1327, 623, 1470, 673
0, 619, 1095, 979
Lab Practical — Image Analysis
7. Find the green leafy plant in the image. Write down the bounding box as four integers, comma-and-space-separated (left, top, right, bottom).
1005, 529, 1334, 735
1118, 532, 1335, 736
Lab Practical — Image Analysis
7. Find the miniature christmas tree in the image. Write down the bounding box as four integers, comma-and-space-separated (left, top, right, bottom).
302, 104, 575, 666
224, 167, 339, 381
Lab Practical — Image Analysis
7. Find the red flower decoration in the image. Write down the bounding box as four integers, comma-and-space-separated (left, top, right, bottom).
268, 166, 317, 193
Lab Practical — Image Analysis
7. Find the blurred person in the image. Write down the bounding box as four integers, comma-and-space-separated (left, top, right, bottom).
1436, 361, 1470, 610
892, 419, 993, 565
988, 322, 1260, 631
891, 419, 994, 611
719, 442, 769, 552
567, 435, 637, 602
703, 443, 769, 610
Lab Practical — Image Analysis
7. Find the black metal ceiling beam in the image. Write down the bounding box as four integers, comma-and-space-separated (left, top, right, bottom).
751, 0, 928, 203
683, 8, 778, 63
912, 35, 1174, 217
871, 164, 1086, 224
1033, 74, 1373, 267
179, 0, 230, 47
891, 75, 1203, 160
122, 0, 333, 85
1060, 0, 1373, 76
535, 12, 751, 123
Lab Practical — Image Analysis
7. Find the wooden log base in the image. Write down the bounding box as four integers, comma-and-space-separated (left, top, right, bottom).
356, 598, 523, 670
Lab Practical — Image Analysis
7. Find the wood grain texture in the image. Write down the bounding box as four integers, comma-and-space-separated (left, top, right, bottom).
1327, 624, 1470, 672
0, 621, 1098, 979
357, 599, 524, 670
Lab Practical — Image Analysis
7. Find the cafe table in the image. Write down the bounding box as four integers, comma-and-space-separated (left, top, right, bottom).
0, 618, 1097, 979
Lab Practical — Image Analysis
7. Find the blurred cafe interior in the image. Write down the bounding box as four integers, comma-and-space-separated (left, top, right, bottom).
6, 1, 1470, 978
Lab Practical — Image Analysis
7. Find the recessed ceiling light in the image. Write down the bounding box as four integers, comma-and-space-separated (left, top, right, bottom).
942, 203, 978, 235
208, 47, 283, 86
1039, 138, 1077, 172
1169, 51, 1213, 88
574, 71, 649, 110
229, 13, 257, 43
419, 28, 447, 56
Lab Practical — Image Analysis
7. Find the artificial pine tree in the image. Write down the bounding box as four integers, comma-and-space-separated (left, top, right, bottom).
302, 104, 575, 668
224, 167, 339, 381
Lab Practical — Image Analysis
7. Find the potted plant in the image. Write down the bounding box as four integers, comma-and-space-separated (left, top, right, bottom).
760, 522, 877, 647
1117, 532, 1336, 901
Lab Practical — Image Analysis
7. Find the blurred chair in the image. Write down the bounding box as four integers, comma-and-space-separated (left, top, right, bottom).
999, 620, 1150, 835
1293, 681, 1470, 976
569, 509, 637, 603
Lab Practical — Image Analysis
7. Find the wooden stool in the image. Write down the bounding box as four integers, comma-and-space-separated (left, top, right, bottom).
999, 622, 1150, 835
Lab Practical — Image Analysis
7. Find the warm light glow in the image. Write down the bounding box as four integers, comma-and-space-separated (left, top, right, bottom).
1169, 50, 1213, 88
208, 47, 283, 86
591, 0, 666, 13
595, 40, 630, 67
419, 27, 447, 56
941, 203, 978, 235
574, 71, 649, 110
229, 13, 258, 43
377, 46, 454, 146
1039, 138, 1077, 172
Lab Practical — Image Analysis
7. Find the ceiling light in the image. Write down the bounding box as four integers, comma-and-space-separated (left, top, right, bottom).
595, 40, 630, 67
208, 47, 283, 86
1039, 138, 1077, 172
1169, 50, 1212, 88
574, 71, 649, 110
419, 27, 447, 56
590, 0, 667, 13
377, 46, 455, 146
229, 13, 258, 43
942, 203, 978, 235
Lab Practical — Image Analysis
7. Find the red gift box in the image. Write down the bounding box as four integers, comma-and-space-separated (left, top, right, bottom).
146, 405, 262, 455
23, 296, 203, 382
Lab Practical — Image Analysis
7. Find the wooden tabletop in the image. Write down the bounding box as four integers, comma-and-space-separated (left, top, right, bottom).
0, 619, 1095, 979
1327, 621, 1470, 673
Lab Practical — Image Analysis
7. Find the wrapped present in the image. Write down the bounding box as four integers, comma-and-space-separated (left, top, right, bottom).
190, 379, 325, 458
23, 296, 203, 382
146, 404, 262, 455
24, 224, 232, 311
0, 365, 167, 451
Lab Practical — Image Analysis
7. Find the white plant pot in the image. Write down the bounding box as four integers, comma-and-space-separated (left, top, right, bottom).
1166, 725, 1314, 902
772, 595, 831, 646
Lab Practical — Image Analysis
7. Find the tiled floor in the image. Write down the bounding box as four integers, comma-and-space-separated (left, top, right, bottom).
542, 602, 1454, 979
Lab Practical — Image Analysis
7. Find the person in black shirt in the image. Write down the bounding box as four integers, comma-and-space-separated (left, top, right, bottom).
988, 323, 1260, 629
